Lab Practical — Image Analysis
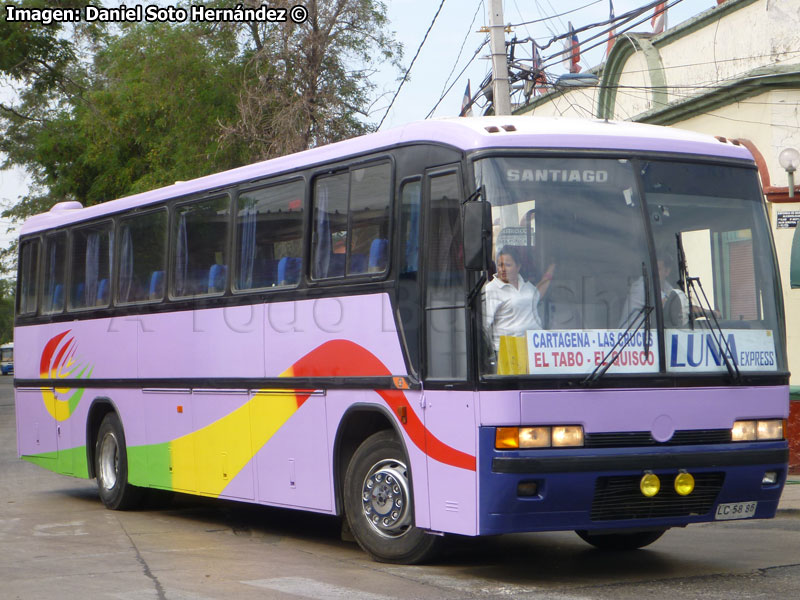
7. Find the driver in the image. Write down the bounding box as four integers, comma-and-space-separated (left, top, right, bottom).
483, 246, 554, 351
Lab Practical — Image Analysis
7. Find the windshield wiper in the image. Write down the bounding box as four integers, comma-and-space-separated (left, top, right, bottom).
676, 233, 741, 383
584, 263, 653, 386
675, 232, 694, 329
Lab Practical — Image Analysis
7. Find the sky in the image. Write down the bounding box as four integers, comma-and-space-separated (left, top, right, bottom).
0, 0, 718, 256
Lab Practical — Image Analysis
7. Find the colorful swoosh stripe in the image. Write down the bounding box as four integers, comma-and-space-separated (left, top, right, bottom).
40, 330, 93, 421
130, 339, 475, 497
287, 340, 476, 471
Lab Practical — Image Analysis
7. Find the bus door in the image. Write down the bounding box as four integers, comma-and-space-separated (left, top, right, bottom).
420, 165, 478, 536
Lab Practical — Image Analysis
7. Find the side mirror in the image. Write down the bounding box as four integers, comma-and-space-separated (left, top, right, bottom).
464, 200, 492, 271
792, 225, 800, 288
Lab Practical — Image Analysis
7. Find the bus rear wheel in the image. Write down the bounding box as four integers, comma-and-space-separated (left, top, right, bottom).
95, 412, 143, 510
575, 528, 667, 550
344, 430, 441, 564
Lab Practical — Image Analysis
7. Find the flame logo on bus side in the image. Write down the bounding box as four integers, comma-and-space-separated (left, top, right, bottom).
40, 330, 93, 422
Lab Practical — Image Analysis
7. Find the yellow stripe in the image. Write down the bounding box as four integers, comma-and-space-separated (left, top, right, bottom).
170, 389, 301, 497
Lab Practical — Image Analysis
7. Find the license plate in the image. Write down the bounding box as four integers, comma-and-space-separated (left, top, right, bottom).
715, 501, 757, 520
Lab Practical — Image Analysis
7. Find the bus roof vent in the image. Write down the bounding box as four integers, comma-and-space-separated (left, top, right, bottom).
501, 124, 517, 132
49, 201, 83, 212
484, 125, 500, 133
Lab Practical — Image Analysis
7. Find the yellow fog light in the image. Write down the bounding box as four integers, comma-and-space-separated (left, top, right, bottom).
640, 472, 661, 497
674, 471, 695, 496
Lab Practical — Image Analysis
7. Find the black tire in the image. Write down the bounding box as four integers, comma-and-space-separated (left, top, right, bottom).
95, 412, 143, 510
344, 430, 442, 564
575, 528, 667, 550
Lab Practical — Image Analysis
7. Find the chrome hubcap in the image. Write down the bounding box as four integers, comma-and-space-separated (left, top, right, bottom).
361, 458, 412, 538
99, 432, 119, 491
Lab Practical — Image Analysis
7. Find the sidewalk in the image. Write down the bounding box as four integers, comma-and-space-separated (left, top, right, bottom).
778, 477, 800, 512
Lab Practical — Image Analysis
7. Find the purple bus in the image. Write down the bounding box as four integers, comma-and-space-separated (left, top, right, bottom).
14, 117, 788, 563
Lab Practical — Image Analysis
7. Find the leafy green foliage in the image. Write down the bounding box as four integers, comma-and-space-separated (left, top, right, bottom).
0, 279, 14, 343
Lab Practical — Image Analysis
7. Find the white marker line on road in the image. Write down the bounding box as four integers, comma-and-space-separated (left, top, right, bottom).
243, 577, 398, 600
379, 567, 596, 599
111, 589, 213, 600
33, 520, 88, 536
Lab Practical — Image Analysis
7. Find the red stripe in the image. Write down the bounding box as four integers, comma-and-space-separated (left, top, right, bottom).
289, 339, 476, 471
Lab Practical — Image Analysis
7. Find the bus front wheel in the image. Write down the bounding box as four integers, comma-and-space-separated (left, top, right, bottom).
95, 412, 143, 510
575, 528, 667, 550
344, 430, 441, 564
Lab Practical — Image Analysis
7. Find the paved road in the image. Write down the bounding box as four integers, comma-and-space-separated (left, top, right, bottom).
2, 376, 800, 599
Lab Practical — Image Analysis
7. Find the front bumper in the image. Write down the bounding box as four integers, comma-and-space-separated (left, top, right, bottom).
478, 427, 788, 535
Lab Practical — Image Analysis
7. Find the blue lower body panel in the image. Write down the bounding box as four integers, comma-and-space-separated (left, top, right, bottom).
478, 427, 787, 535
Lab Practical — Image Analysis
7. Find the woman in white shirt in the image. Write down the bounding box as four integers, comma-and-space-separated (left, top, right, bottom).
483, 246, 554, 352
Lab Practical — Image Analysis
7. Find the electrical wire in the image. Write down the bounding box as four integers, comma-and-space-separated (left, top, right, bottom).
377, 0, 448, 130
510, 0, 603, 27
426, 37, 490, 118
436, 0, 484, 106
536, 0, 683, 69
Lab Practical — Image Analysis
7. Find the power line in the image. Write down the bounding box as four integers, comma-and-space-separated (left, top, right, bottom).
510, 0, 603, 28
377, 0, 448, 130
436, 0, 484, 107
537, 0, 684, 68
426, 38, 489, 118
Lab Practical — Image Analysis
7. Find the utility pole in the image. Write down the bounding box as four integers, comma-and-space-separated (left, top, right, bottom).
488, 0, 512, 115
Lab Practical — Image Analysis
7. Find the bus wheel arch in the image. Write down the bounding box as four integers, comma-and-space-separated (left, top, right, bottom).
333, 405, 400, 514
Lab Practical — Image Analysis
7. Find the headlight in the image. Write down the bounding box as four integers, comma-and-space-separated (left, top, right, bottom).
731, 420, 757, 441
757, 419, 784, 440
731, 419, 784, 442
519, 427, 551, 448
496, 425, 584, 449
552, 425, 584, 447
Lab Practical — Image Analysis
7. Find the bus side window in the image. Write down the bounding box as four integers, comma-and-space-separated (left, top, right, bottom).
69, 221, 113, 310
312, 173, 349, 280
397, 179, 423, 373
173, 196, 230, 298
42, 232, 67, 314
425, 170, 467, 380
235, 179, 304, 290
18, 239, 40, 315
118, 210, 168, 304
349, 162, 391, 275
312, 162, 391, 281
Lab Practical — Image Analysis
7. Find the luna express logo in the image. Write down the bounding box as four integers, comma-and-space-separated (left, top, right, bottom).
40, 330, 93, 421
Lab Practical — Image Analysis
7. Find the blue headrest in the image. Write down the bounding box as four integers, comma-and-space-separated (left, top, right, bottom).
369, 238, 388, 271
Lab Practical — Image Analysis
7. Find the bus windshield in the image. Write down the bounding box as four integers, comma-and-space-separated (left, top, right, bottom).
474, 156, 785, 379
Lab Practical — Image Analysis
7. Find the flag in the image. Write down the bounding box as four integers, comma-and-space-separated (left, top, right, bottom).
607, 1, 616, 57
460, 80, 473, 117
652, 2, 667, 34
569, 22, 581, 73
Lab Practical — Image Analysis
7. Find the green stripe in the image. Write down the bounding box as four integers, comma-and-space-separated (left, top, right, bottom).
127, 442, 173, 489
22, 446, 90, 478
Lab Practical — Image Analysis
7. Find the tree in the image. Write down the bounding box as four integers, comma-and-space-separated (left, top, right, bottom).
0, 279, 14, 343
216, 0, 402, 159
1, 19, 247, 221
